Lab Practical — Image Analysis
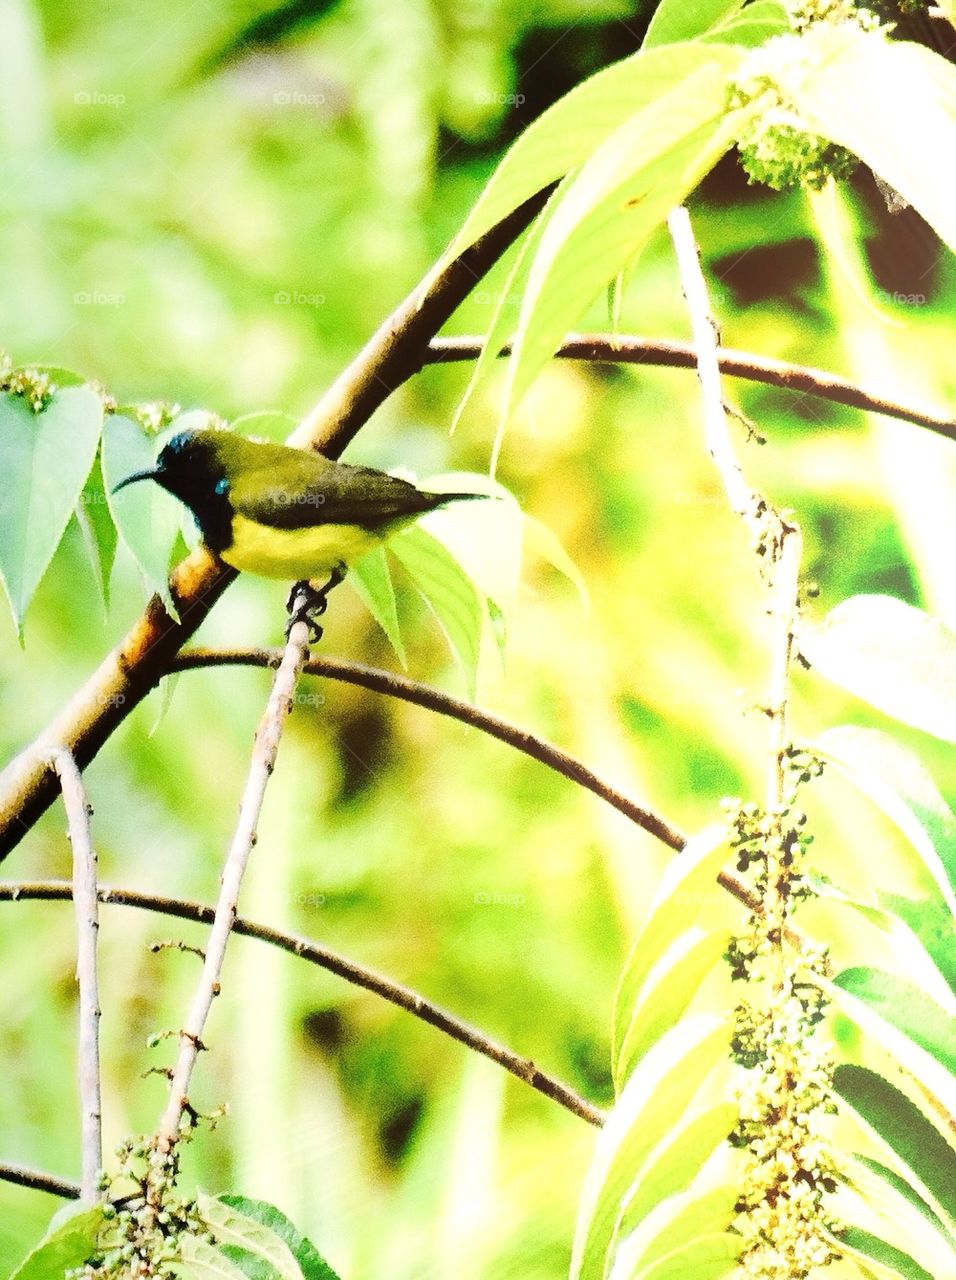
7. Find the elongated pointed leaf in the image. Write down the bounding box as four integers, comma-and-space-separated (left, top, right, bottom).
809, 877, 956, 1011
617, 927, 731, 1083
451, 175, 571, 468
828, 973, 956, 1123
389, 524, 483, 698
613, 1104, 738, 1257
199, 1191, 302, 1280
644, 0, 744, 48
610, 1185, 739, 1279
836, 1227, 934, 1280
349, 545, 407, 666
839, 1156, 956, 1277
835, 968, 956, 1076
219, 1197, 342, 1280
102, 415, 183, 617
419, 473, 522, 621
74, 449, 117, 614
179, 1235, 253, 1278
854, 1156, 954, 1242
522, 512, 589, 610
613, 826, 731, 1070
0, 386, 102, 633
633, 1233, 740, 1280
571, 1016, 733, 1280
503, 58, 748, 420
9, 1204, 104, 1280
777, 26, 956, 254
702, 0, 789, 47
440, 43, 742, 266
802, 596, 956, 744
834, 1065, 956, 1227
879, 892, 956, 996
816, 725, 956, 912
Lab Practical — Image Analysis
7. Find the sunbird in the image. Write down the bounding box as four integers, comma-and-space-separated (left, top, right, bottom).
113, 428, 485, 634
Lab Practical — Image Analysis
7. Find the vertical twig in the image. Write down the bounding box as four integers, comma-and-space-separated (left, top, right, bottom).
154, 602, 312, 1149
763, 524, 802, 988
668, 202, 804, 976
49, 748, 103, 1204
667, 206, 760, 526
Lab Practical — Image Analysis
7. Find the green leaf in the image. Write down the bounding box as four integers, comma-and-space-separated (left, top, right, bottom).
219, 1197, 342, 1280
834, 967, 956, 1076
840, 1155, 956, 1277
388, 524, 483, 699
827, 970, 956, 1124
102, 414, 183, 618
420, 475, 522, 635
702, 0, 790, 47
450, 176, 570, 467
644, 0, 745, 49
834, 1064, 956, 1226
609, 1185, 739, 1279
571, 1016, 733, 1280
199, 1191, 302, 1280
879, 892, 956, 996
617, 926, 732, 1083
502, 55, 748, 421
809, 876, 956, 1011
612, 826, 732, 1073
802, 596, 956, 744
179, 1234, 256, 1278
776, 26, 956, 255
522, 512, 589, 611
9, 1203, 104, 1280
74, 449, 117, 614
815, 725, 956, 912
349, 545, 407, 665
632, 1233, 741, 1280
854, 1156, 954, 1242
835, 1227, 934, 1280
28, 365, 87, 388
613, 1104, 738, 1257
438, 41, 745, 269
0, 386, 103, 634
230, 410, 298, 445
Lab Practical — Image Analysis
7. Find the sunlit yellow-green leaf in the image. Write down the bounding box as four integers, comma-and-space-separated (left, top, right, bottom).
776, 26, 956, 254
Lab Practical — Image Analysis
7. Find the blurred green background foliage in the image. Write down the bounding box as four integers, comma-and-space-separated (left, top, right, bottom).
2, 0, 956, 1275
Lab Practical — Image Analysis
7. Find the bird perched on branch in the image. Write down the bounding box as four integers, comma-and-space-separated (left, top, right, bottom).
113, 428, 485, 637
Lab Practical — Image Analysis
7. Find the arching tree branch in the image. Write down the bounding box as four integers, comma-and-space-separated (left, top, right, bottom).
172, 648, 686, 853
170, 648, 765, 918
0, 882, 605, 1129
0, 190, 551, 865
426, 334, 956, 440
0, 1161, 80, 1200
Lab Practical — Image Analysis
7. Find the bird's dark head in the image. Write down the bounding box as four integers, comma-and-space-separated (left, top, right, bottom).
112, 428, 243, 551
112, 429, 233, 508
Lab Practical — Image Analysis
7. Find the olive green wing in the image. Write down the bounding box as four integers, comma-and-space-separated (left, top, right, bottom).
228, 455, 438, 531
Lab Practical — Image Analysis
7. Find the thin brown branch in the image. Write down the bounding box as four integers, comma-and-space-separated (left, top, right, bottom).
0, 882, 605, 1128
426, 335, 956, 442
172, 648, 686, 854
155, 605, 311, 1148
49, 748, 103, 1204
0, 190, 552, 866
0, 1161, 80, 1200
169, 648, 763, 917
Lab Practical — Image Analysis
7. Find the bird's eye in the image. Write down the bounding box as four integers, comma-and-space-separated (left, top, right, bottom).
215, 478, 229, 496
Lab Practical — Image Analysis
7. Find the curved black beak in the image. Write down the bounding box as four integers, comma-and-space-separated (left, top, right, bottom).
111, 467, 162, 495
